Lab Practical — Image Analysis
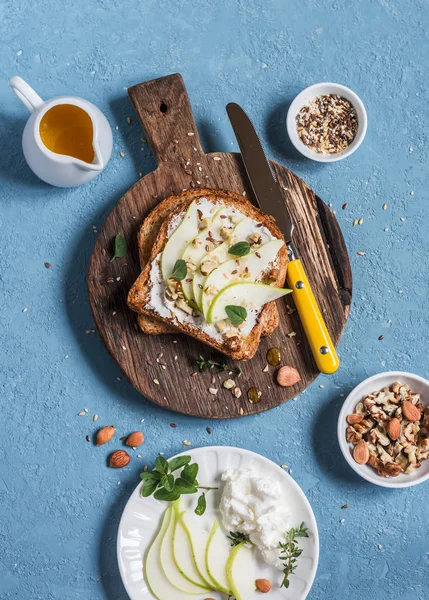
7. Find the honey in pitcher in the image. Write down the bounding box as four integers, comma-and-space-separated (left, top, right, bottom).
39, 104, 95, 163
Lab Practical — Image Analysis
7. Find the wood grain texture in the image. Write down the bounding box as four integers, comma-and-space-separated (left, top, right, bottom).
88, 74, 352, 419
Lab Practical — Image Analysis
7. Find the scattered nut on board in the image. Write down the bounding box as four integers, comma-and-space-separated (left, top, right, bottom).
277, 366, 301, 387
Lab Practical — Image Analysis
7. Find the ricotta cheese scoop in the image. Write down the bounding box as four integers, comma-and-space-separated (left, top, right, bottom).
219, 468, 291, 569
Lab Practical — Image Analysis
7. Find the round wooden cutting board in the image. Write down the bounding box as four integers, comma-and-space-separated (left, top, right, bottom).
88, 74, 352, 419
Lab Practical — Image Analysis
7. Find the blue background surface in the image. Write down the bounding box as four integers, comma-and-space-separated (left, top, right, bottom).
1, 0, 429, 598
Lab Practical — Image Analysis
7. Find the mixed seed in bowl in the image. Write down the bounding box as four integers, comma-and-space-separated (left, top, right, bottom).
346, 381, 429, 477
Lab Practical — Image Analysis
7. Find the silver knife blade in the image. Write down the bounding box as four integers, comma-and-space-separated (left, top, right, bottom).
226, 102, 294, 244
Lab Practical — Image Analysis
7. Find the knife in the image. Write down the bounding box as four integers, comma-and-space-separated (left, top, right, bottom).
226, 102, 339, 374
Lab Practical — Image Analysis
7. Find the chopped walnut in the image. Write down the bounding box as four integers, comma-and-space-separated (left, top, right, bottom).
248, 232, 262, 245
175, 298, 193, 315
200, 260, 217, 276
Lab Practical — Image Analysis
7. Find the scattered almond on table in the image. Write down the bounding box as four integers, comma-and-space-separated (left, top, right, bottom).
96, 426, 115, 446
126, 431, 144, 447
109, 450, 131, 468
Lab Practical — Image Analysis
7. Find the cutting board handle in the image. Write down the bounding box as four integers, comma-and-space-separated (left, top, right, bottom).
128, 73, 204, 165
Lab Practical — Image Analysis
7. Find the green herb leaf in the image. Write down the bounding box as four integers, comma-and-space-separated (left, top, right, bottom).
161, 474, 175, 492
279, 522, 309, 588
228, 241, 250, 256
171, 259, 187, 281
153, 487, 181, 502
182, 463, 199, 485
140, 471, 161, 482
194, 493, 206, 516
110, 233, 127, 262
174, 478, 198, 494
225, 305, 247, 325
154, 456, 169, 475
196, 355, 243, 377
141, 478, 159, 497
168, 456, 192, 472
227, 531, 250, 547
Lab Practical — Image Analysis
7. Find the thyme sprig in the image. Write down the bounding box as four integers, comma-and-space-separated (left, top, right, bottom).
196, 355, 243, 377
227, 531, 250, 547
279, 522, 309, 588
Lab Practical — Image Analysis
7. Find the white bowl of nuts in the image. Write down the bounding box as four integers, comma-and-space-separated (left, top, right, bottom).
338, 372, 429, 488
286, 82, 367, 162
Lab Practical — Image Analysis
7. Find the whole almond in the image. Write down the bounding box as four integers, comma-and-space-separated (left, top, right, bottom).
255, 579, 272, 593
386, 417, 401, 440
96, 425, 115, 446
109, 450, 131, 468
126, 431, 144, 447
353, 439, 370, 465
402, 401, 421, 422
277, 366, 301, 387
346, 413, 364, 425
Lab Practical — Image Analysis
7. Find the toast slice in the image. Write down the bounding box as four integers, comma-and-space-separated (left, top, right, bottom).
128, 189, 287, 360
135, 188, 279, 337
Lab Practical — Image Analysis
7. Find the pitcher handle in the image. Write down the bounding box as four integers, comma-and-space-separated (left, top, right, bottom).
10, 76, 44, 113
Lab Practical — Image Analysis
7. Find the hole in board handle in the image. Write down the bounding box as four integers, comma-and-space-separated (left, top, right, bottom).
160, 102, 168, 114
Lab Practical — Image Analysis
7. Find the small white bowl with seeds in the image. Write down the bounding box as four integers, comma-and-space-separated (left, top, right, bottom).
287, 82, 367, 162
338, 371, 429, 488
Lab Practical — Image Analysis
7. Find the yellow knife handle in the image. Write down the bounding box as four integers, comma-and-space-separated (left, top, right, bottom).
287, 258, 339, 374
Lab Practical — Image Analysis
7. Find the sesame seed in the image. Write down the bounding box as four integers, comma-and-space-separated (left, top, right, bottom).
153, 379, 159, 385
127, 117, 131, 124
119, 151, 125, 157
93, 414, 98, 421
357, 251, 365, 256
213, 156, 221, 161
187, 132, 194, 136
183, 440, 191, 446
382, 203, 387, 210
77, 411, 86, 416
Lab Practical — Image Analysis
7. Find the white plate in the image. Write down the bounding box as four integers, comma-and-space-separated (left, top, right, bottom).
117, 446, 319, 599
337, 371, 429, 488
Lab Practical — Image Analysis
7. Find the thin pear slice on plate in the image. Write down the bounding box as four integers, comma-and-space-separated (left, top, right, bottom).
205, 520, 233, 595
160, 502, 206, 594
145, 506, 194, 600
226, 542, 256, 600
201, 239, 285, 319
161, 200, 202, 281
179, 510, 214, 589
193, 216, 261, 309
207, 281, 292, 324
172, 503, 212, 590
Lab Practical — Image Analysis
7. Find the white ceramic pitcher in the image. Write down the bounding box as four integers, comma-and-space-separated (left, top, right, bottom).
10, 76, 113, 187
